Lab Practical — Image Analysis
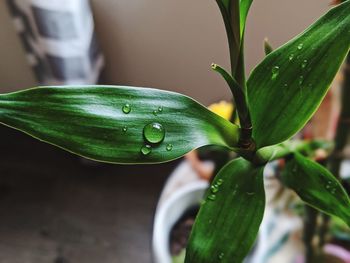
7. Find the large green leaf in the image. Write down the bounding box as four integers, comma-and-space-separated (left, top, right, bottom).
248, 1, 350, 148
185, 158, 265, 263
0, 86, 239, 164
282, 153, 350, 226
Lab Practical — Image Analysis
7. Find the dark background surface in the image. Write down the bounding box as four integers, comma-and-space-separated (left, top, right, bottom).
0, 125, 178, 263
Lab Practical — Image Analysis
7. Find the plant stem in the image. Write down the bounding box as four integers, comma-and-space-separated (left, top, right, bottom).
215, 0, 253, 144
303, 206, 318, 263
318, 51, 350, 249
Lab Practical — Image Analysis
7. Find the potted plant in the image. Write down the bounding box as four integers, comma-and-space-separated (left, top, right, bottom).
0, 0, 349, 262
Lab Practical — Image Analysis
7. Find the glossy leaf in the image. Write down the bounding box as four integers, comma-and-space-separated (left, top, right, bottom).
248, 1, 350, 148
0, 86, 239, 164
240, 0, 253, 35
282, 153, 350, 226
185, 158, 265, 263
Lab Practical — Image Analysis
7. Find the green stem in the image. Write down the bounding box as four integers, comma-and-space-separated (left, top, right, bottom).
303, 206, 318, 263
215, 0, 252, 144
318, 51, 350, 249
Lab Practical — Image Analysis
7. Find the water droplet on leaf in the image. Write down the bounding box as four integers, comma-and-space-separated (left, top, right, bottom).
166, 143, 173, 151
207, 194, 216, 201
301, 59, 308, 69
141, 145, 152, 155
297, 43, 304, 50
143, 122, 165, 144
122, 104, 131, 114
271, 66, 280, 80
288, 54, 294, 61
299, 76, 304, 86
218, 253, 225, 260
211, 185, 219, 193
217, 179, 224, 185
122, 126, 128, 133
158, 106, 163, 112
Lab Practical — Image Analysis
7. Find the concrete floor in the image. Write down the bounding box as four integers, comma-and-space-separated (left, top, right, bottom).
0, 125, 177, 263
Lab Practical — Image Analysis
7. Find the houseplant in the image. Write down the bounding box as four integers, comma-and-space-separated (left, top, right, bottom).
0, 0, 349, 262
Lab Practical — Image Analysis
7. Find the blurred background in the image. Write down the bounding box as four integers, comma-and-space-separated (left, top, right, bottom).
0, 0, 343, 263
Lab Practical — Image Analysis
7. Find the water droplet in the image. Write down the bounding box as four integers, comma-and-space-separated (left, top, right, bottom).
207, 194, 216, 201
211, 185, 219, 193
153, 110, 158, 116
143, 122, 165, 144
284, 83, 288, 88
122, 126, 128, 133
140, 145, 152, 155
166, 143, 173, 151
122, 104, 131, 114
301, 59, 308, 69
288, 54, 295, 61
331, 188, 336, 194
158, 106, 163, 112
219, 253, 225, 260
217, 179, 224, 185
271, 66, 280, 80
299, 76, 304, 86
247, 192, 255, 196
297, 43, 304, 50
307, 83, 313, 89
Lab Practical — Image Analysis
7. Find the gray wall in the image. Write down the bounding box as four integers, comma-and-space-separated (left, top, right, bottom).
0, 0, 329, 105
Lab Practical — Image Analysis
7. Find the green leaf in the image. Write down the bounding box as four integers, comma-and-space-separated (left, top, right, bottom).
282, 153, 350, 226
248, 1, 350, 148
0, 86, 239, 164
240, 0, 253, 35
185, 158, 265, 263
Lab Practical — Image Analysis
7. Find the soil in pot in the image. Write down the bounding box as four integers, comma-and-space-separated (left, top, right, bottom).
170, 206, 199, 263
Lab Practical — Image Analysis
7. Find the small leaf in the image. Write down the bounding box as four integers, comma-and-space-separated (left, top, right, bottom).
282, 153, 350, 226
240, 0, 254, 36
248, 1, 350, 148
185, 158, 265, 263
0, 86, 239, 164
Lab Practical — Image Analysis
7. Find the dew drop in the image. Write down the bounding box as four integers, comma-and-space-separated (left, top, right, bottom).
211, 185, 219, 193
158, 106, 163, 112
166, 143, 173, 151
219, 253, 225, 260
284, 83, 288, 88
301, 59, 308, 69
299, 76, 304, 86
153, 110, 158, 116
143, 122, 165, 144
122, 126, 128, 133
297, 43, 304, 50
288, 54, 295, 61
207, 194, 216, 201
271, 66, 280, 80
141, 145, 152, 155
217, 179, 224, 186
122, 104, 131, 114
